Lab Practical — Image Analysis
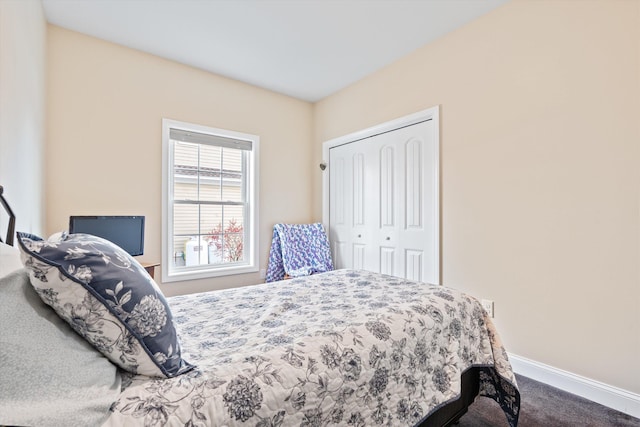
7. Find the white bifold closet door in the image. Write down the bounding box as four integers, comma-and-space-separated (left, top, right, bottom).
329, 119, 438, 284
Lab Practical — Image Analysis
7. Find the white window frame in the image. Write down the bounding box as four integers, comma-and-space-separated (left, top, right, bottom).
162, 118, 259, 282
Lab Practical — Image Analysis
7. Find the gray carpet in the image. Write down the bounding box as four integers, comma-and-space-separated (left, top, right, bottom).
457, 374, 640, 427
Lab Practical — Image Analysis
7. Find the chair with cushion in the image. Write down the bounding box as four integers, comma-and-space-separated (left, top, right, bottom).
265, 223, 333, 282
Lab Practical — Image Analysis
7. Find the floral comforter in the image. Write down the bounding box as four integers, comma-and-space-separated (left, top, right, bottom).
104, 269, 520, 427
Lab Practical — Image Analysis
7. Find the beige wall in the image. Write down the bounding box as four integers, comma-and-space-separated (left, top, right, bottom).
0, 0, 45, 236
314, 0, 640, 394
46, 26, 314, 296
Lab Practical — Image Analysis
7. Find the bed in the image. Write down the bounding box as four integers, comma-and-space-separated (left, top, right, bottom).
0, 186, 520, 427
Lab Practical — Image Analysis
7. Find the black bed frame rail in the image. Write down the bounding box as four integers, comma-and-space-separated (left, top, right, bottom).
0, 185, 16, 246
418, 367, 481, 427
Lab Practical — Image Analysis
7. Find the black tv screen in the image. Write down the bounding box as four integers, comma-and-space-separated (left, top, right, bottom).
69, 216, 145, 256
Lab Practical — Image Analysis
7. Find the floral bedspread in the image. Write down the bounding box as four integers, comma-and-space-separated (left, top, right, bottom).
105, 270, 520, 427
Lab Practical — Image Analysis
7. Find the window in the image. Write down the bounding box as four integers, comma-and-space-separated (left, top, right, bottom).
162, 119, 259, 282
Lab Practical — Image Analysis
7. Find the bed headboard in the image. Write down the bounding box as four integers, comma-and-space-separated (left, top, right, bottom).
0, 185, 16, 246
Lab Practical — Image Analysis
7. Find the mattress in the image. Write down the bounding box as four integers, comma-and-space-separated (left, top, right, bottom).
104, 269, 519, 426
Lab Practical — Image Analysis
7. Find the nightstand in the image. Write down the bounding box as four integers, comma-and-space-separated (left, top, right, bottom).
140, 262, 160, 279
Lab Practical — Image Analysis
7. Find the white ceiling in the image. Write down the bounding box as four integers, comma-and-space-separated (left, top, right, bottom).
42, 0, 509, 102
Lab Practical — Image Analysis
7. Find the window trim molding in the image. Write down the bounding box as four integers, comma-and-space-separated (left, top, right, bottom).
161, 118, 259, 283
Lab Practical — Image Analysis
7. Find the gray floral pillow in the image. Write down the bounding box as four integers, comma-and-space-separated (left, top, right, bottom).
17, 232, 194, 378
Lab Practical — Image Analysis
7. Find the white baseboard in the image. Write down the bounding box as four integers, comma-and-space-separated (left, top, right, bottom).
508, 353, 640, 420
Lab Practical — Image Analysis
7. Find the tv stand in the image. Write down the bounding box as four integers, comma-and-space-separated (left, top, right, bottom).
140, 262, 160, 279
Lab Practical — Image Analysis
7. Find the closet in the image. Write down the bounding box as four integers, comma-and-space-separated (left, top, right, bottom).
323, 108, 439, 285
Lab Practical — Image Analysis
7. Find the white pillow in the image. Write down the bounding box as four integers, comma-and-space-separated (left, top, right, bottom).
0, 242, 23, 278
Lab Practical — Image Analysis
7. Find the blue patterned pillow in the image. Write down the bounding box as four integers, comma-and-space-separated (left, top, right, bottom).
17, 232, 194, 378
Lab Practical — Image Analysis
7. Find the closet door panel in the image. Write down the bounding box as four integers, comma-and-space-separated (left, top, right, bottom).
396, 121, 438, 284
352, 152, 365, 227
405, 138, 423, 229
357, 139, 379, 272
329, 147, 351, 269
330, 140, 376, 271
380, 145, 395, 228
380, 246, 395, 276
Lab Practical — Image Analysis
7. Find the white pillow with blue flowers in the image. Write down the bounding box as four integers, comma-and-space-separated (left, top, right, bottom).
17, 232, 194, 378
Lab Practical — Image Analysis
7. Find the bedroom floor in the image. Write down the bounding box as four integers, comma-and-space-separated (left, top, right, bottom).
457, 374, 640, 427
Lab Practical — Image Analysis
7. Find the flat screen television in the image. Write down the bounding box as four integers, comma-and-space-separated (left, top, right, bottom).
69, 216, 145, 256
